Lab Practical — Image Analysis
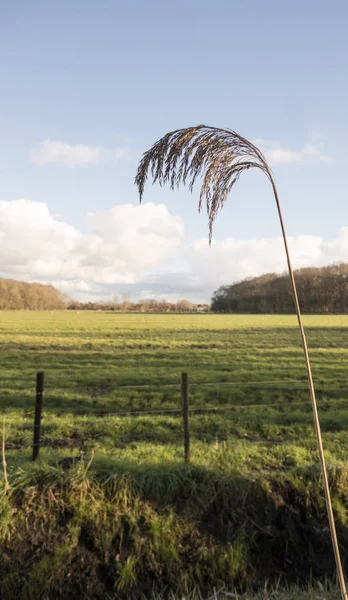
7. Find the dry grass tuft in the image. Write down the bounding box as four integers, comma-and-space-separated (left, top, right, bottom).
2, 419, 9, 494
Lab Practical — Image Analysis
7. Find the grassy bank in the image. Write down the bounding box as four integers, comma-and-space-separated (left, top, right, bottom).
1, 312, 348, 597
1, 458, 348, 598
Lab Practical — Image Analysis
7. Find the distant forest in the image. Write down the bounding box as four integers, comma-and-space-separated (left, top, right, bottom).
3, 262, 348, 313
0, 278, 65, 310
0, 278, 209, 312
67, 299, 210, 313
211, 263, 348, 314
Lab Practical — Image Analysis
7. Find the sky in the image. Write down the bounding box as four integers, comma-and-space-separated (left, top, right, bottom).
1, 0, 348, 303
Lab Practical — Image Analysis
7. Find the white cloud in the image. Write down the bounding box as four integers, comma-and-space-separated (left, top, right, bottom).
185, 234, 327, 289
127, 231, 347, 303
112, 230, 348, 304
30, 140, 101, 167
253, 138, 332, 165
1, 198, 348, 302
0, 200, 183, 293
30, 139, 131, 167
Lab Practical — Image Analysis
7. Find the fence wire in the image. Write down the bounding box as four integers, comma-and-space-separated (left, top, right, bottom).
1, 395, 347, 419
2, 375, 348, 458
43, 378, 348, 390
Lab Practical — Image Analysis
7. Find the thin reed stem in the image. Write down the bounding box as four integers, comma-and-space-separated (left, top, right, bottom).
135, 124, 347, 599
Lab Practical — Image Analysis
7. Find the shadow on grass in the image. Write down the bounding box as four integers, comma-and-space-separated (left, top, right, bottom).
89, 457, 348, 585
2, 456, 348, 598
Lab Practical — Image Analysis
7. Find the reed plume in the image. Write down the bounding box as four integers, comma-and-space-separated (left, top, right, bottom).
135, 124, 347, 599
135, 125, 272, 241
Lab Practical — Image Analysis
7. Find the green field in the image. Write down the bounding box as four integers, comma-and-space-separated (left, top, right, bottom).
3, 312, 348, 465
1, 312, 348, 598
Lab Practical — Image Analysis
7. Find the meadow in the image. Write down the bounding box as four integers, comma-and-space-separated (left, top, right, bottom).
1, 312, 348, 598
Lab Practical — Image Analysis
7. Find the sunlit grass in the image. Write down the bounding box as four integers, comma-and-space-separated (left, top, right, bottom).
2, 311, 348, 489
1, 312, 348, 598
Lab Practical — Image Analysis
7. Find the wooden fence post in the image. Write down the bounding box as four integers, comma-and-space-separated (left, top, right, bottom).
181, 372, 190, 464
33, 371, 44, 461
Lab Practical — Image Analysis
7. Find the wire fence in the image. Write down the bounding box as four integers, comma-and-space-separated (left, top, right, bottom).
2, 371, 348, 462
11, 398, 348, 418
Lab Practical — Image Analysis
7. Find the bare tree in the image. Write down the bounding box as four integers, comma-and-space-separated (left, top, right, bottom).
135, 125, 346, 598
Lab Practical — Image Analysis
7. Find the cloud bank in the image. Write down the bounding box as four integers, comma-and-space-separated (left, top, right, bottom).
0, 199, 347, 303
0, 200, 182, 295
253, 138, 331, 165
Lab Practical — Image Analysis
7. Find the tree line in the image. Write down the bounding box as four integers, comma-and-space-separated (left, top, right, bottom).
0, 278, 211, 312
3, 262, 348, 313
211, 263, 348, 314
67, 298, 210, 313
0, 278, 65, 310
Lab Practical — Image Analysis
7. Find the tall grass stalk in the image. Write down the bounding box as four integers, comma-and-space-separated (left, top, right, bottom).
135, 125, 347, 598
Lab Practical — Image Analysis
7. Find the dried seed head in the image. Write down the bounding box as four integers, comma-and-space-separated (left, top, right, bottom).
135, 125, 271, 242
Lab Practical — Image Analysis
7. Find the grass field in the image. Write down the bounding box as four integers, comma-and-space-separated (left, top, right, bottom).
3, 312, 348, 466
1, 312, 348, 598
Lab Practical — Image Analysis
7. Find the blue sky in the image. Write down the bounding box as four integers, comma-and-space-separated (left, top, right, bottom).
1, 1, 348, 301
